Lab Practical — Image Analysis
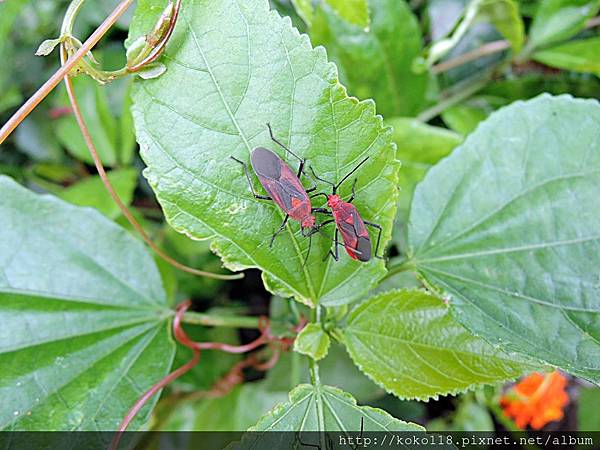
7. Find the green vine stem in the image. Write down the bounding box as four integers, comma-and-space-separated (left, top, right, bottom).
417, 74, 493, 122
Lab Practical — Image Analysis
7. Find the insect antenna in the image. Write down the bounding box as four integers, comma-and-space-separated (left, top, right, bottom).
309, 166, 335, 188
266, 123, 305, 163
334, 156, 369, 193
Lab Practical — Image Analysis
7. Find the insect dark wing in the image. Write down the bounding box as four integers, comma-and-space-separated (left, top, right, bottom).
354, 235, 372, 262
251, 147, 310, 215
335, 204, 372, 261
338, 220, 360, 258
251, 147, 282, 180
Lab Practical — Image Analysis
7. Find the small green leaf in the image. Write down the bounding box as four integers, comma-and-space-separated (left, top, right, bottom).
57, 169, 137, 219
248, 384, 423, 432
291, 0, 314, 27
35, 37, 64, 56
343, 289, 535, 400
129, 0, 399, 307
0, 176, 174, 430
324, 0, 370, 29
294, 323, 331, 360
407, 94, 600, 384
311, 0, 428, 117
527, 0, 600, 50
533, 37, 600, 76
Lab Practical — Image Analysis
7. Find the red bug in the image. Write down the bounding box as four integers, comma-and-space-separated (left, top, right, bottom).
311, 157, 383, 262
231, 125, 339, 264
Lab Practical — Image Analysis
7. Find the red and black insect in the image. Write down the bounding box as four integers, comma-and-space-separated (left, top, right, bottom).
311, 157, 383, 262
231, 125, 340, 264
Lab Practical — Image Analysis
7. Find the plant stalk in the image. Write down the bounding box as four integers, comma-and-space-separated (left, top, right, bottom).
431, 40, 510, 75
417, 75, 492, 122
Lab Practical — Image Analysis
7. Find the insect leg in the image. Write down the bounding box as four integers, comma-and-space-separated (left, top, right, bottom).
303, 167, 319, 193
270, 214, 290, 247
230, 156, 272, 200
323, 228, 340, 262
311, 206, 332, 215
364, 220, 384, 259
302, 233, 312, 267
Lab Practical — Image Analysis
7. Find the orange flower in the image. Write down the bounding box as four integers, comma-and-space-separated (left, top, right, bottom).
500, 371, 569, 430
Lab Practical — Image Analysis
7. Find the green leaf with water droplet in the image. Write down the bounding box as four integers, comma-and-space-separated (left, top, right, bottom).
129, 0, 399, 307
0, 176, 174, 431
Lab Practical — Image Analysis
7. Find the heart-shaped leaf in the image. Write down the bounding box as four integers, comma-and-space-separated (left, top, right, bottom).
129, 0, 399, 307
407, 94, 600, 384
343, 289, 537, 400
0, 176, 174, 430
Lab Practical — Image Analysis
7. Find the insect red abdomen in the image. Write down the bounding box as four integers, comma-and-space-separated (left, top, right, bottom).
333, 201, 372, 262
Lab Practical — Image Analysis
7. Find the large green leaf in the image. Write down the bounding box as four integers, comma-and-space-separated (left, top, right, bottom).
533, 37, 600, 77
129, 0, 399, 307
527, 0, 600, 51
407, 94, 600, 384
311, 0, 428, 118
248, 384, 422, 431
0, 176, 174, 430
343, 289, 534, 400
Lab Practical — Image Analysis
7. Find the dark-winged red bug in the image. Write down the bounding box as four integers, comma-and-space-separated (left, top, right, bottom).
231, 125, 338, 264
311, 157, 383, 263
